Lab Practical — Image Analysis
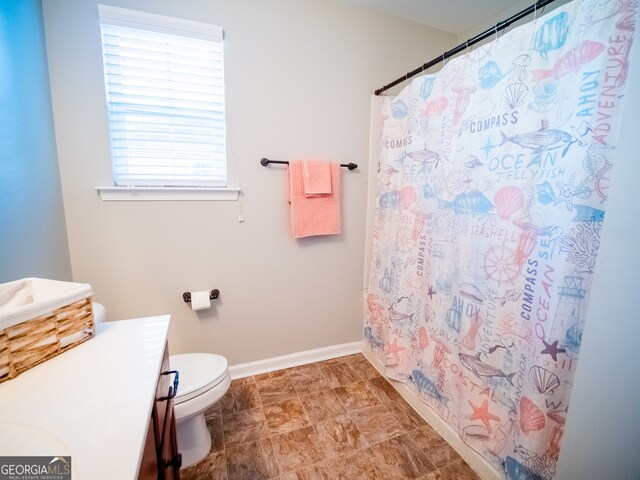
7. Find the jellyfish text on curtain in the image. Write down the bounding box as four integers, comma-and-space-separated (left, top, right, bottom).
365, 0, 637, 478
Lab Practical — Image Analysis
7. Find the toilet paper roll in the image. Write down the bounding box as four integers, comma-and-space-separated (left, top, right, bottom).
190, 291, 211, 311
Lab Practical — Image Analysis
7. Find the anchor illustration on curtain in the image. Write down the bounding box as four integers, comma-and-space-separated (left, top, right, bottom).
365, 0, 637, 478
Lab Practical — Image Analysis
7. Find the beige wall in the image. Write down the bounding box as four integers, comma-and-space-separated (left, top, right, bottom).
41, 0, 455, 364
457, 0, 571, 43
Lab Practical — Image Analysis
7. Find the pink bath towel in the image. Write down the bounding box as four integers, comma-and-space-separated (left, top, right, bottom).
288, 159, 341, 239
303, 159, 332, 196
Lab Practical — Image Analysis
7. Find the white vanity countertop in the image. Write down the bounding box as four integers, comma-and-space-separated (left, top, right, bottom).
0, 315, 171, 480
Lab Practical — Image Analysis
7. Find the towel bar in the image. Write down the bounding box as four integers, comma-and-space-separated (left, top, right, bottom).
260, 158, 357, 170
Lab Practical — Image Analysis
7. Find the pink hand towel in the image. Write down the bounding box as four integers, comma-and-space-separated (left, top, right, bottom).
303, 159, 332, 196
288, 159, 341, 239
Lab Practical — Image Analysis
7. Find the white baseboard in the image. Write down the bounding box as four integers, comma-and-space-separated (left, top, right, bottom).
361, 347, 502, 480
228, 341, 362, 379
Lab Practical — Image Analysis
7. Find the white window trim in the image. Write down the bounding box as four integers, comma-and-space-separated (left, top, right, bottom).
97, 5, 222, 42
97, 5, 233, 199
94, 186, 240, 201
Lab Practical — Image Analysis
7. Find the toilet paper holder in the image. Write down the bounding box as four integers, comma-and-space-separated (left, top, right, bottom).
183, 289, 220, 303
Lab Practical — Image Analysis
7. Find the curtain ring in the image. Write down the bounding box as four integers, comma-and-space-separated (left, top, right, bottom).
466, 40, 470, 57
534, 1, 538, 21
495, 24, 499, 42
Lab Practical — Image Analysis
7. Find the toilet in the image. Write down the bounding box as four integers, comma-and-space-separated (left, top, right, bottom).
169, 353, 231, 467
91, 303, 232, 468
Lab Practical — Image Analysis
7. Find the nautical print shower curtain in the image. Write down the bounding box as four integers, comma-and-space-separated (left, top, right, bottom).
365, 0, 637, 478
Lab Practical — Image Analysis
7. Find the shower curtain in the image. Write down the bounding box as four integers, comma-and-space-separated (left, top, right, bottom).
365, 0, 637, 478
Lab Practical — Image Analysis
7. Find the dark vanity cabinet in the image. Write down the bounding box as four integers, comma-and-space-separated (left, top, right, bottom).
138, 344, 181, 480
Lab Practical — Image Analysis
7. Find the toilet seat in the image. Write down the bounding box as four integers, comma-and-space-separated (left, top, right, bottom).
168, 352, 232, 468
169, 353, 229, 405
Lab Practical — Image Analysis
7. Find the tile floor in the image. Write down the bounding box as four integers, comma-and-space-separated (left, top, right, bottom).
181, 353, 481, 480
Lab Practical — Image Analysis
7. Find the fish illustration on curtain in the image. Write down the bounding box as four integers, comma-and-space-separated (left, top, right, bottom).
365, 0, 637, 478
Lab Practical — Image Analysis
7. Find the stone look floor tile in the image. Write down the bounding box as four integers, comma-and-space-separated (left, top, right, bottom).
388, 402, 427, 431
204, 407, 225, 453
232, 376, 257, 385
264, 398, 311, 435
181, 450, 227, 480
179, 356, 474, 480
439, 459, 481, 479
332, 381, 381, 412
347, 356, 382, 381
226, 437, 280, 480
410, 424, 448, 450
318, 356, 354, 366
204, 402, 222, 418
314, 415, 367, 457
347, 404, 406, 444
327, 447, 404, 480
298, 389, 346, 424
370, 433, 437, 479
368, 376, 404, 405
255, 369, 290, 382
288, 364, 325, 381
220, 379, 261, 415
223, 406, 270, 448
416, 471, 449, 480
278, 461, 336, 480
425, 443, 463, 469
258, 375, 298, 406
271, 426, 327, 474
320, 363, 360, 387
289, 365, 334, 394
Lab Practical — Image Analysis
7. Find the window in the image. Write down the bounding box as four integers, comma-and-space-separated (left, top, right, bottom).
98, 5, 226, 188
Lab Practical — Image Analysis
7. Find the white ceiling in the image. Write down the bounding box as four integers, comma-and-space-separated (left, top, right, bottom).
339, 0, 525, 35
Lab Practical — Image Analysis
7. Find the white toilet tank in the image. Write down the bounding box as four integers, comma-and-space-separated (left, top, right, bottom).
92, 302, 107, 323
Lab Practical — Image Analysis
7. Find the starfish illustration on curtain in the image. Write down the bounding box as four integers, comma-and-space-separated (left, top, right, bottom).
468, 399, 501, 431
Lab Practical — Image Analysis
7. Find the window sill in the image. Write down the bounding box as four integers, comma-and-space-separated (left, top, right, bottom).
94, 186, 240, 201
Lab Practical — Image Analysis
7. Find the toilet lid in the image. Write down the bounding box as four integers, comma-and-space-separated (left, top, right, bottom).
169, 353, 229, 404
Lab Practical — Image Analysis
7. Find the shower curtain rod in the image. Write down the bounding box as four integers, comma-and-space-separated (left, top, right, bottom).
374, 0, 558, 96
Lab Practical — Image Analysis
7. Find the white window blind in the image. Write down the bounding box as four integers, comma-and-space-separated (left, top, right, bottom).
98, 5, 226, 187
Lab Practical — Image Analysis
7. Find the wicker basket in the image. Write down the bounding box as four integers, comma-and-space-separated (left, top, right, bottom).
0, 278, 95, 383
